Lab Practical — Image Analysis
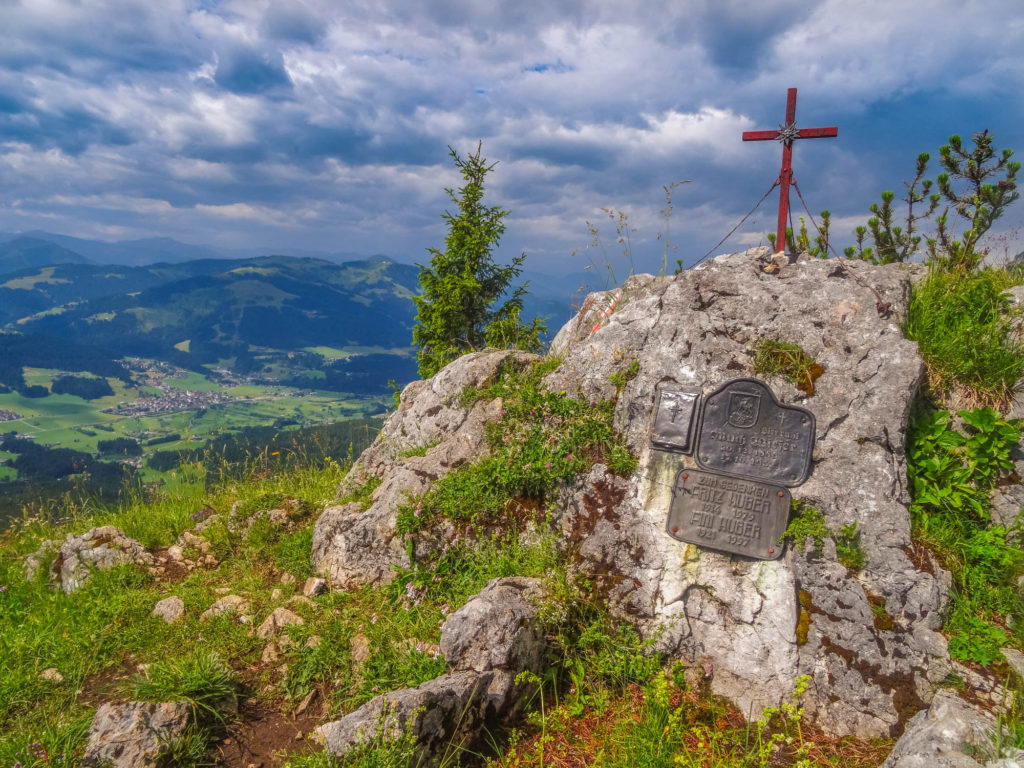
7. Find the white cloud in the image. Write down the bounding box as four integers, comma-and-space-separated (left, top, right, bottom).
48, 194, 175, 215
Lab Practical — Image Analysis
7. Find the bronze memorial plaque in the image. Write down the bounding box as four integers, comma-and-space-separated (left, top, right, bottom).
650, 388, 701, 453
666, 468, 790, 560
695, 377, 815, 486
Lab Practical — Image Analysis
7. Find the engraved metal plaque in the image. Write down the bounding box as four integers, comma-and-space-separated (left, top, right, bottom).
650, 388, 701, 453
666, 468, 790, 560
695, 377, 815, 486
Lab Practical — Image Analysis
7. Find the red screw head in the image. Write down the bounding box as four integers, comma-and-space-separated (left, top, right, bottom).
671, 526, 678, 533
769, 548, 775, 554
778, 491, 784, 497
682, 473, 688, 480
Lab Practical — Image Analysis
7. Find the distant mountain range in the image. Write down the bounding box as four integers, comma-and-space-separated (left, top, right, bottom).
0, 230, 591, 392
0, 230, 368, 268
0, 255, 421, 380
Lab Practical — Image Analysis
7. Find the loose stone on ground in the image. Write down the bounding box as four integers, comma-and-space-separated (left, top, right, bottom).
151, 595, 185, 624
81, 701, 191, 768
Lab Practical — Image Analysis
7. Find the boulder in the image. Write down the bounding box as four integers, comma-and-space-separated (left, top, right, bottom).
316, 577, 545, 761
880, 689, 1022, 767
81, 701, 191, 768
314, 248, 952, 739
151, 596, 185, 624
26, 527, 153, 593
545, 249, 949, 737
439, 576, 545, 674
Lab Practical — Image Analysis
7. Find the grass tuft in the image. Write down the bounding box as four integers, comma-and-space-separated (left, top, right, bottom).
751, 339, 824, 396
904, 267, 1024, 408
134, 652, 238, 723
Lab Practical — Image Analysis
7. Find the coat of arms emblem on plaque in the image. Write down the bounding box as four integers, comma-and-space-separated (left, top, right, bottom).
727, 391, 760, 428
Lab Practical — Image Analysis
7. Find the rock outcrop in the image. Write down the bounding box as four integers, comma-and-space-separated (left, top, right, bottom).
312, 351, 534, 589
547, 249, 950, 737
316, 576, 545, 760
313, 248, 954, 739
881, 689, 1023, 767
26, 526, 153, 593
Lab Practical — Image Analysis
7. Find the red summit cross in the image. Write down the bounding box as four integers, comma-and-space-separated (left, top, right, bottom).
743, 88, 837, 253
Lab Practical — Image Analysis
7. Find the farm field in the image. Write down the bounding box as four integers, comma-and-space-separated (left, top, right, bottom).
0, 363, 388, 483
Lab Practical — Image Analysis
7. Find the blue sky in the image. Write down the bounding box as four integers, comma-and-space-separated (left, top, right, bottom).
1, 0, 1022, 274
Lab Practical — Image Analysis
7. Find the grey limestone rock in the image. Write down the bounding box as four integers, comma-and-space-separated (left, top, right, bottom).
316, 576, 545, 762
26, 526, 153, 593
316, 248, 953, 739
200, 594, 248, 621
256, 606, 304, 638
439, 576, 545, 674
304, 576, 328, 596
151, 595, 185, 624
81, 701, 191, 768
991, 406, 1024, 528
316, 671, 497, 758
1002, 648, 1024, 681
312, 350, 536, 590
880, 689, 1018, 768
40, 667, 64, 683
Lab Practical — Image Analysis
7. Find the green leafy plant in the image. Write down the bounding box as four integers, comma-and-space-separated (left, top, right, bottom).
412, 142, 544, 379
134, 652, 237, 723
907, 407, 1019, 523
484, 307, 546, 354
755, 675, 815, 768
907, 404, 1024, 664
930, 131, 1021, 271
772, 211, 835, 259
845, 153, 939, 264
608, 359, 639, 392
835, 523, 866, 571
751, 339, 824, 396
397, 358, 635, 536
781, 501, 830, 554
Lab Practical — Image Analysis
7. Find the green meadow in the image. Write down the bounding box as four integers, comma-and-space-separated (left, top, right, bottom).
0, 366, 388, 485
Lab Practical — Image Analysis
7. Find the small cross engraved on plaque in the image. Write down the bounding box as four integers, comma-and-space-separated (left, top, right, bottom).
669, 400, 684, 423
650, 388, 701, 454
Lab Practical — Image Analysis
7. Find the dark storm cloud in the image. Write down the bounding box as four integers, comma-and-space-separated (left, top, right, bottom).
214, 46, 293, 94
